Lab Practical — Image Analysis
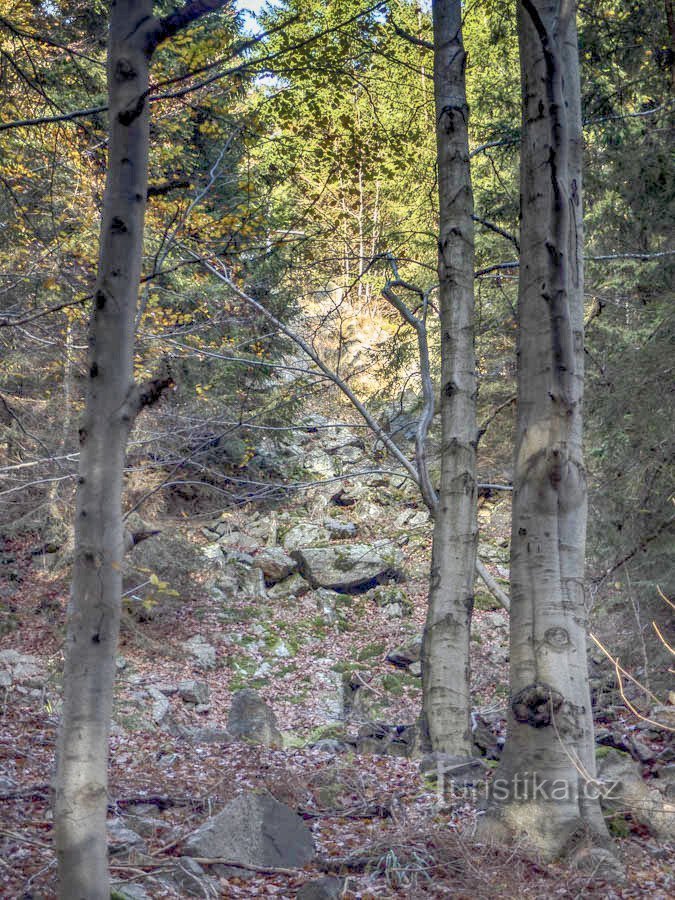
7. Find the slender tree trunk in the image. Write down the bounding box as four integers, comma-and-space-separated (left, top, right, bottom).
421, 0, 477, 756
53, 3, 224, 895
53, 4, 154, 896
483, 0, 610, 859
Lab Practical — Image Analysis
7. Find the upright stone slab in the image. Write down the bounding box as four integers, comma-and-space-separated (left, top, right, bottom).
183, 792, 315, 868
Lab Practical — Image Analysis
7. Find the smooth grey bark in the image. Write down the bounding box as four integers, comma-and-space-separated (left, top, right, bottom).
483, 0, 609, 858
53, 3, 227, 898
421, 0, 477, 756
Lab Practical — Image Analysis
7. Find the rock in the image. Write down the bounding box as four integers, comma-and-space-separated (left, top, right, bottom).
187, 727, 232, 745
183, 792, 314, 869
408, 661, 422, 677
282, 523, 330, 552
110, 884, 150, 900
267, 573, 311, 601
271, 639, 293, 658
333, 445, 362, 465
330, 484, 366, 507
369, 584, 412, 618
107, 818, 147, 855
179, 680, 210, 706
354, 500, 383, 522
303, 448, 335, 479
628, 734, 657, 764
323, 517, 358, 539
313, 665, 345, 721
0, 649, 45, 687
182, 636, 217, 670
393, 508, 430, 529
160, 857, 215, 897
293, 542, 403, 592
297, 876, 346, 899
253, 547, 298, 584
386, 638, 422, 669
355, 722, 423, 758
323, 428, 361, 452
597, 749, 675, 840
237, 565, 267, 602
570, 848, 625, 882
147, 686, 170, 724
227, 689, 283, 748
314, 588, 342, 625
311, 738, 352, 754
218, 531, 262, 553
124, 528, 206, 612
123, 814, 169, 838
383, 393, 423, 447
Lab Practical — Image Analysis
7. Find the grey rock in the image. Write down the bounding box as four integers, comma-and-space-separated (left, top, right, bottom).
183, 792, 314, 868
323, 517, 358, 539
283, 523, 331, 552
314, 588, 342, 625
0, 649, 45, 686
294, 542, 403, 592
161, 857, 216, 897
267, 573, 311, 602
107, 818, 146, 855
123, 814, 168, 838
182, 636, 217, 670
303, 448, 335, 479
179, 680, 210, 705
253, 547, 298, 584
187, 727, 232, 745
386, 638, 422, 669
110, 884, 150, 900
147, 686, 170, 724
228, 689, 283, 748
297, 876, 346, 899
311, 738, 352, 754
597, 749, 675, 840
333, 445, 362, 465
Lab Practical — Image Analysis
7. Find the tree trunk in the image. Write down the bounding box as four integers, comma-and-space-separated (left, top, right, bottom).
53, 4, 154, 896
483, 0, 609, 858
421, 0, 477, 756
52, 2, 224, 895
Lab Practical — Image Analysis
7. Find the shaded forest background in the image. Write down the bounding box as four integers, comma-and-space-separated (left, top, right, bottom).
1, 0, 672, 678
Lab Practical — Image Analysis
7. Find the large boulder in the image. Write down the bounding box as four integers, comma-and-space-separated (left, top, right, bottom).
227, 689, 283, 748
183, 792, 314, 869
293, 542, 403, 592
597, 749, 675, 840
124, 527, 207, 615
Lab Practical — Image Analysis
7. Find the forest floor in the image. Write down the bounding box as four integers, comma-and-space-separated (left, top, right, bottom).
0, 451, 673, 898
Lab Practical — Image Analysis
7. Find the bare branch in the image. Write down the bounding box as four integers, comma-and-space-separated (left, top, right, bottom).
391, 22, 434, 51
472, 215, 519, 251
380, 252, 437, 511
475, 558, 510, 611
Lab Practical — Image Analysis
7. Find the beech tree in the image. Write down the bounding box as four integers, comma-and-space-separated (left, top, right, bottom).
421, 0, 477, 755
484, 0, 610, 860
52, 2, 229, 898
